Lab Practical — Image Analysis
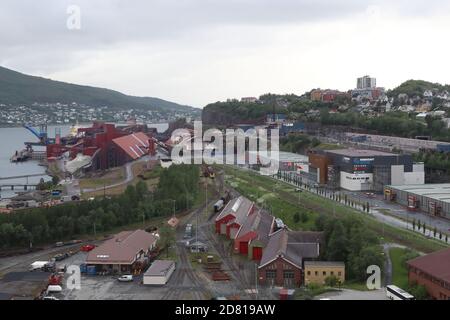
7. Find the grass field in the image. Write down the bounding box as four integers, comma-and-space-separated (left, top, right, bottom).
79, 167, 125, 189
223, 166, 448, 254
389, 247, 417, 289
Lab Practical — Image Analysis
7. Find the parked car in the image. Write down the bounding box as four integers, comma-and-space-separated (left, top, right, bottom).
80, 244, 96, 252
53, 254, 66, 261
42, 296, 59, 301
117, 275, 133, 282
47, 285, 63, 293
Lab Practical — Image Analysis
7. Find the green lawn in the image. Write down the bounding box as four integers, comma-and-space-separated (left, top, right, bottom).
389, 247, 416, 289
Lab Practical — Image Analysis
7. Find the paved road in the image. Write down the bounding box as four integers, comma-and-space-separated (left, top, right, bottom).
382, 243, 409, 287
315, 288, 388, 300
268, 169, 450, 243
343, 189, 450, 236
81, 153, 164, 193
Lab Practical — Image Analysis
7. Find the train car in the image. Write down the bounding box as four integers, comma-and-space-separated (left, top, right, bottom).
213, 199, 224, 213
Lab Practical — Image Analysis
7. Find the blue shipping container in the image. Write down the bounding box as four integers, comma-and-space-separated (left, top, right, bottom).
437, 144, 450, 153
87, 265, 96, 275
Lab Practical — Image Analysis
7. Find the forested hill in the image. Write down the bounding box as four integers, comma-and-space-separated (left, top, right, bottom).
388, 80, 450, 98
202, 94, 310, 125
0, 66, 198, 113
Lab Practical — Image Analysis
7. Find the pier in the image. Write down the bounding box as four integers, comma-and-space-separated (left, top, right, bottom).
0, 184, 38, 191
0, 173, 48, 181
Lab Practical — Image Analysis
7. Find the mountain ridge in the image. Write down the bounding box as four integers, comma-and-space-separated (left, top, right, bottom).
0, 66, 198, 113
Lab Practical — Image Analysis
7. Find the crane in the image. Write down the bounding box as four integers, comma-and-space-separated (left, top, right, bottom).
23, 124, 50, 145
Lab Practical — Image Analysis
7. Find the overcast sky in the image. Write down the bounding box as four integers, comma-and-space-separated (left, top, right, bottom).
1, 0, 450, 107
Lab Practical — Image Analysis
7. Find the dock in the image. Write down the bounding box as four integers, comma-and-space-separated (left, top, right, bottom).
0, 184, 38, 191
10, 150, 46, 163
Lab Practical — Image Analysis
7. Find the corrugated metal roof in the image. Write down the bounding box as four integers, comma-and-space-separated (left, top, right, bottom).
144, 260, 175, 277
112, 132, 150, 160
216, 196, 253, 223
259, 230, 323, 269
86, 230, 157, 265
388, 183, 450, 204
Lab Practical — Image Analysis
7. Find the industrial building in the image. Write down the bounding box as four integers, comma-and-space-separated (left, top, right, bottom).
407, 248, 450, 300
345, 132, 450, 153
384, 184, 450, 220
143, 260, 176, 285
258, 229, 324, 288
304, 261, 345, 286
249, 151, 309, 172
46, 122, 156, 172
86, 230, 158, 274
214, 196, 337, 288
308, 148, 424, 191
215, 196, 255, 238
233, 209, 274, 261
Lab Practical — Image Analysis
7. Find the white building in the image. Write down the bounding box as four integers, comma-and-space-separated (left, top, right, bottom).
143, 260, 176, 285
357, 75, 376, 89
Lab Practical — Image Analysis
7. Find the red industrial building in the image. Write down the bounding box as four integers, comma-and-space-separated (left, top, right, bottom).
258, 229, 323, 288
215, 196, 255, 239
46, 122, 156, 171
214, 196, 326, 287
233, 209, 274, 261
407, 248, 450, 300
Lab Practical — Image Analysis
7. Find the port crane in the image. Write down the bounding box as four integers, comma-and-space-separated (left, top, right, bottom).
23, 124, 55, 146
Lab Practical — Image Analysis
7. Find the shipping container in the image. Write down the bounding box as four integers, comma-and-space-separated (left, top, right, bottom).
87, 265, 96, 276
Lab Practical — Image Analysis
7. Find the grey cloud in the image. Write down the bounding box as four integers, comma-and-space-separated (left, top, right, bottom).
0, 0, 448, 88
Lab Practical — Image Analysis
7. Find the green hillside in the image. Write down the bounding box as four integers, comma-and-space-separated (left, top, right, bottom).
0, 66, 197, 113
388, 80, 450, 98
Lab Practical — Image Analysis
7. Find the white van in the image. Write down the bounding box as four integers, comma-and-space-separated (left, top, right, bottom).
117, 275, 133, 282
47, 285, 63, 293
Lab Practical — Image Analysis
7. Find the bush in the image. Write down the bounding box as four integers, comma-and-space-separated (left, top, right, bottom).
324, 275, 339, 287
408, 283, 429, 300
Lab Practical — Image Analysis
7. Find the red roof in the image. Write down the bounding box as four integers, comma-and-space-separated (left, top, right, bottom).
112, 132, 150, 160
407, 248, 450, 284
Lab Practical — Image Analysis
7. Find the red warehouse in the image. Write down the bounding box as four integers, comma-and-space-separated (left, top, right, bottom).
233, 209, 274, 261
258, 229, 324, 288
215, 196, 255, 239
407, 248, 450, 300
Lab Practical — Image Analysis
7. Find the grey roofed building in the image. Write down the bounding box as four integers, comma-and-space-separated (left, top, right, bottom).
236, 208, 274, 243
144, 260, 175, 277
254, 211, 275, 245
216, 196, 254, 225
86, 229, 157, 265
259, 229, 323, 269
325, 148, 396, 157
